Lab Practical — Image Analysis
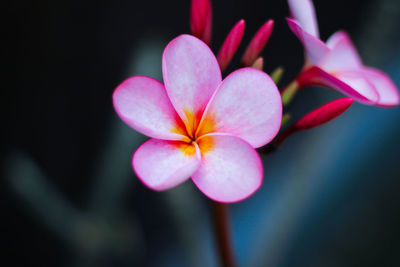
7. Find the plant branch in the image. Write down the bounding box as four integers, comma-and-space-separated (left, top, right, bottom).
211, 201, 236, 267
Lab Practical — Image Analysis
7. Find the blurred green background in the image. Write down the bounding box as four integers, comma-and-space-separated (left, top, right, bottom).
4, 0, 400, 266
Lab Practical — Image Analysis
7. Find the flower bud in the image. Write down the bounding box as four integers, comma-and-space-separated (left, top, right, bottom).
217, 20, 245, 73
241, 20, 274, 66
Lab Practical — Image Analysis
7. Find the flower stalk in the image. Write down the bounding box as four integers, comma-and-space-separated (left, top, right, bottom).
281, 80, 299, 106
270, 66, 284, 84
211, 201, 236, 267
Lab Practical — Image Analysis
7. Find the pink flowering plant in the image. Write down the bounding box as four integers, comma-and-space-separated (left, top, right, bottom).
112, 0, 399, 265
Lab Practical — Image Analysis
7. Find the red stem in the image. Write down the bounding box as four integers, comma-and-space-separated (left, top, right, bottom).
211, 201, 236, 267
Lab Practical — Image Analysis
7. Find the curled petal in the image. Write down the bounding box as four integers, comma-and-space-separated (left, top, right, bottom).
333, 71, 380, 104
192, 134, 263, 203
217, 19, 245, 73
297, 66, 379, 105
133, 139, 201, 191
241, 20, 274, 66
355, 67, 400, 107
323, 31, 363, 71
294, 98, 353, 130
286, 18, 329, 65
287, 0, 319, 38
162, 34, 222, 135
197, 68, 282, 148
113, 76, 187, 140
190, 0, 212, 45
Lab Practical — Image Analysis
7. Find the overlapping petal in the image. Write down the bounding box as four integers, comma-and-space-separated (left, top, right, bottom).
133, 139, 201, 191
288, 0, 319, 37
113, 76, 187, 140
333, 70, 380, 105
286, 18, 329, 64
350, 68, 400, 107
162, 34, 222, 134
197, 68, 282, 148
192, 134, 263, 203
299, 66, 379, 105
323, 31, 362, 71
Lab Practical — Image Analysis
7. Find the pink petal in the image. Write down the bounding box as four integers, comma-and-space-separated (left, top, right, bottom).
217, 19, 245, 73
333, 70, 380, 104
192, 134, 263, 203
197, 68, 282, 148
287, 0, 319, 37
113, 76, 188, 141
133, 139, 201, 191
294, 98, 353, 130
286, 18, 329, 65
355, 67, 400, 107
322, 31, 363, 71
297, 66, 379, 105
190, 0, 212, 45
241, 20, 274, 66
162, 34, 222, 135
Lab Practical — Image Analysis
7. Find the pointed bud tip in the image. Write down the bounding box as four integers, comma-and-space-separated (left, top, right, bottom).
295, 97, 354, 130
217, 19, 246, 72
241, 19, 274, 66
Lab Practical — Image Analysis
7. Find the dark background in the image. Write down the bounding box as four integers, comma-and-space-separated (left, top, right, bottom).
4, 0, 400, 266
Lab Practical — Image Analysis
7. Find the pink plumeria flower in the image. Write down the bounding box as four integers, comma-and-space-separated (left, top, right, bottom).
113, 35, 282, 203
287, 0, 400, 107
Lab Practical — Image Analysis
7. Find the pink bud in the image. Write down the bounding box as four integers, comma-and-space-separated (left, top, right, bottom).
273, 98, 353, 148
241, 20, 274, 66
294, 98, 354, 130
217, 20, 245, 73
190, 0, 212, 45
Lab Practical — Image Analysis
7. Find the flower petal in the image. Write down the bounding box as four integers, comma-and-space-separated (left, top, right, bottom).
287, 0, 319, 38
286, 18, 329, 64
322, 31, 363, 71
217, 19, 245, 73
192, 134, 263, 203
162, 34, 222, 134
334, 70, 380, 104
133, 139, 201, 191
197, 68, 282, 148
356, 67, 400, 107
297, 66, 379, 105
113, 76, 187, 140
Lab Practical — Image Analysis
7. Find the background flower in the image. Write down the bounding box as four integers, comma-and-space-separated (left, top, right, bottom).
287, 0, 400, 107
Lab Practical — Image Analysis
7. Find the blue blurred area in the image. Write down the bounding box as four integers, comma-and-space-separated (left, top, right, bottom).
4, 0, 400, 266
